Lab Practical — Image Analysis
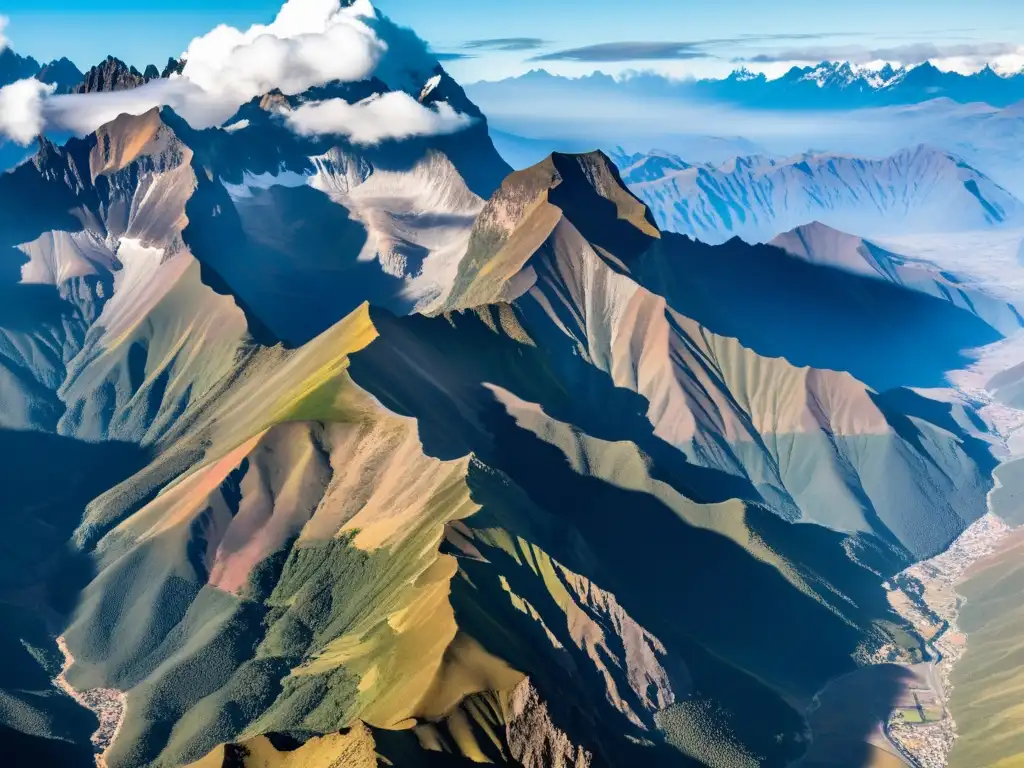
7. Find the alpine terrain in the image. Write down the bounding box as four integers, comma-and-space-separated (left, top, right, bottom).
1, 2, 1022, 767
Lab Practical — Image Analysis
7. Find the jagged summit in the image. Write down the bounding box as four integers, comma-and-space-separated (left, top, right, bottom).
161, 56, 185, 78
73, 54, 159, 94
444, 150, 659, 309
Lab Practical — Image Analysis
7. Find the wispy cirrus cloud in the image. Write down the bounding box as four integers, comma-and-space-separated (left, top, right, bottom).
431, 36, 550, 63
531, 42, 708, 62
739, 41, 1024, 65
464, 37, 549, 52
432, 51, 476, 61
430, 37, 549, 62
529, 33, 864, 63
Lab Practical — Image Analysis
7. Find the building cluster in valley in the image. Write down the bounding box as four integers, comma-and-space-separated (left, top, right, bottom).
883, 513, 1011, 768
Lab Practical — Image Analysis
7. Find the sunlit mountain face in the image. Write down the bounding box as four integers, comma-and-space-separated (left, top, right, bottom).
2, 2, 1024, 767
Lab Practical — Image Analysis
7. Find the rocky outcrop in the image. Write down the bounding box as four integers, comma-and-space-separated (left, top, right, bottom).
160, 57, 185, 78
506, 680, 593, 768
73, 56, 155, 94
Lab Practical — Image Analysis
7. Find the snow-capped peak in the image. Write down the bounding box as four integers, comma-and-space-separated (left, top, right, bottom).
863, 63, 908, 89
729, 66, 760, 82
799, 61, 856, 87
788, 61, 909, 90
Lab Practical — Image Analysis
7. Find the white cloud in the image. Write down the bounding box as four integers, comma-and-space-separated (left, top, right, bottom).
0, 0, 471, 144
284, 91, 474, 143
0, 79, 56, 145
41, 80, 190, 135
0, 16, 9, 52
934, 52, 1024, 76
176, 0, 385, 117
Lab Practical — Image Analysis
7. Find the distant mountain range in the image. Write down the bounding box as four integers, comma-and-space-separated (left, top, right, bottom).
616, 145, 1024, 244
467, 61, 1024, 110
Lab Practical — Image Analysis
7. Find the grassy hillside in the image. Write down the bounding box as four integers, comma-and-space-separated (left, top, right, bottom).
949, 528, 1024, 768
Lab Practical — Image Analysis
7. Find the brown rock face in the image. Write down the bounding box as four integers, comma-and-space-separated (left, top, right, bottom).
73, 55, 154, 94
506, 679, 593, 768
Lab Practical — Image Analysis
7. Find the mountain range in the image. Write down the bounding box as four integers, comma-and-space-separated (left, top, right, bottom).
466, 62, 1024, 111
2, 8, 1022, 768
0, 46, 187, 94
615, 145, 1024, 244
1, 106, 1000, 763
463, 68, 1024, 203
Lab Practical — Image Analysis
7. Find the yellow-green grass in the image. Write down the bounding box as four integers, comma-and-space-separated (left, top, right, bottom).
949, 528, 1024, 767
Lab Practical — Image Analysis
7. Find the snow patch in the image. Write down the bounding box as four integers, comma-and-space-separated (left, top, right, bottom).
222, 118, 250, 133
222, 167, 311, 199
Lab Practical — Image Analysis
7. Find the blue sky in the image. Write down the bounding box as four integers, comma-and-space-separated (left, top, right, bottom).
3, 0, 1024, 81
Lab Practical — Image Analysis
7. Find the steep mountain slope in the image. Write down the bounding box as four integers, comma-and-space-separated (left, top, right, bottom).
770, 221, 1024, 335
0, 46, 508, 765
74, 151, 997, 767
0, 33, 1011, 768
443, 152, 997, 554
54, 299, 909, 767
624, 146, 1024, 244
0, 68, 508, 436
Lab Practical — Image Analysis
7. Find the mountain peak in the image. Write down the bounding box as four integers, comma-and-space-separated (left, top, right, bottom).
444, 150, 659, 309
727, 66, 763, 83
36, 57, 84, 93
542, 150, 661, 241
73, 54, 158, 94
161, 57, 186, 78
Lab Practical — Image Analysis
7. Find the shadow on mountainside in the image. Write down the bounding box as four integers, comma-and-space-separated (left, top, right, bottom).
164, 94, 511, 348
640, 234, 1002, 392
0, 428, 150, 608
0, 429, 150, 766
0, 245, 74, 332
874, 387, 998, 476
349, 306, 918, 766
796, 663, 919, 768
351, 306, 759, 505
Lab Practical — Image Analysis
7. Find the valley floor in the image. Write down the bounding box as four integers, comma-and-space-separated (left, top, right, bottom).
884, 513, 1012, 768
54, 636, 126, 768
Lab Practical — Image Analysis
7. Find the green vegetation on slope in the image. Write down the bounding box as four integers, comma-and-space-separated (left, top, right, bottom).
949, 529, 1024, 768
